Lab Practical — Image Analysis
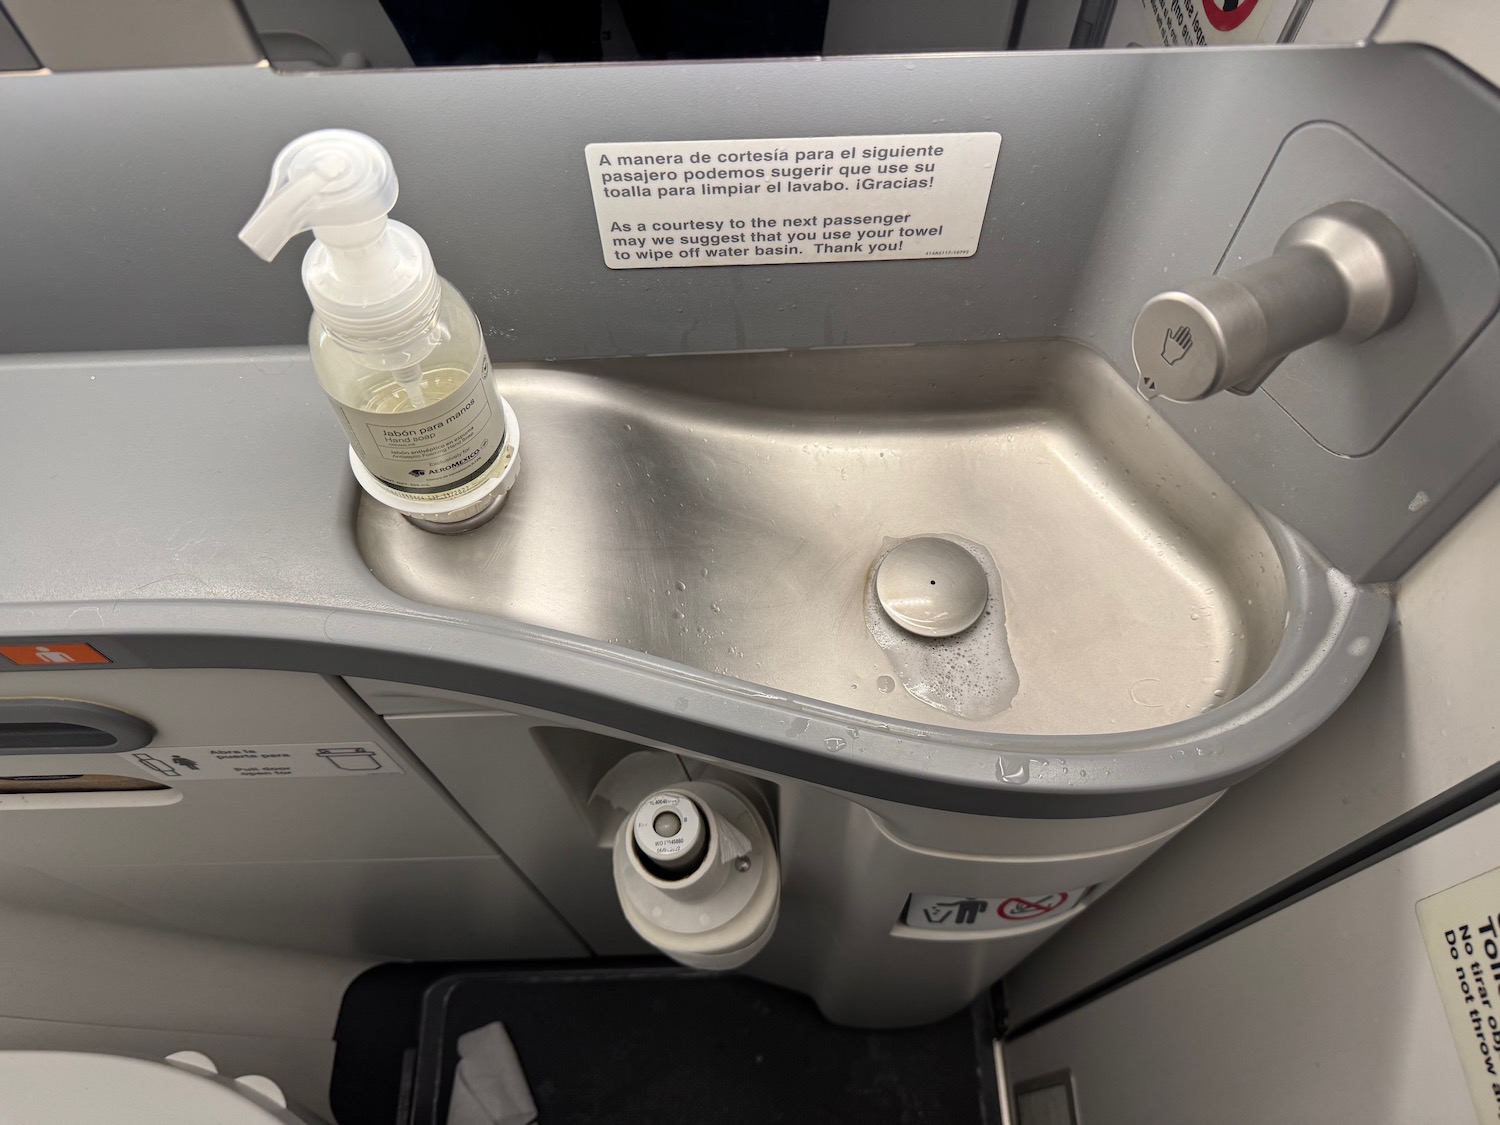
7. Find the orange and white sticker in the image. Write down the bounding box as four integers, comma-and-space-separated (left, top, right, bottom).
0, 643, 111, 667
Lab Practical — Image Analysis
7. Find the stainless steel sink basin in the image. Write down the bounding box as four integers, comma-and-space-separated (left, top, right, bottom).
359, 340, 1289, 737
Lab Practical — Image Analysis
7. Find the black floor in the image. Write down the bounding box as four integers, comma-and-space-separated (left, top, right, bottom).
332, 959, 1002, 1125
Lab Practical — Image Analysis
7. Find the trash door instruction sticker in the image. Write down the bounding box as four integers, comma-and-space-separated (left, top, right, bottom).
586, 132, 1001, 269
118, 742, 404, 781
904, 888, 1088, 932
1417, 865, 1500, 1123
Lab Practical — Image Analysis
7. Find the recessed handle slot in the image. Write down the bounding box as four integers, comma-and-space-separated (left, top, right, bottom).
0, 700, 155, 754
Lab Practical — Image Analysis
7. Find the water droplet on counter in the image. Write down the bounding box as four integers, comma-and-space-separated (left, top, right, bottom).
787, 718, 810, 737
675, 580, 687, 591
1130, 678, 1165, 708
996, 754, 1029, 784
876, 676, 895, 694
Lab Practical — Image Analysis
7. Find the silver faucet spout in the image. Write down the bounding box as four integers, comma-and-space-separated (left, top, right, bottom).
1132, 201, 1418, 402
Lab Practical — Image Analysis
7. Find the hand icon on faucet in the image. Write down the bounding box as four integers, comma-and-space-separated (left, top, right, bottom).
1161, 325, 1193, 365
1134, 203, 1416, 402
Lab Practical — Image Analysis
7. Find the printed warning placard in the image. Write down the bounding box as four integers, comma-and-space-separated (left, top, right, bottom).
904, 888, 1088, 932
1417, 865, 1500, 1123
1106, 0, 1283, 47
586, 132, 1001, 269
118, 742, 404, 781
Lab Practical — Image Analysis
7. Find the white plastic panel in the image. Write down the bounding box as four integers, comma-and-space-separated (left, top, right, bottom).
0, 1051, 306, 1124
0, 670, 496, 864
1003, 798, 1500, 1125
753, 783, 1198, 1027
0, 669, 585, 961
386, 712, 646, 956
0, 1018, 337, 1124
42, 857, 586, 961
344, 676, 516, 716
1006, 479, 1500, 1027
0, 862, 361, 1036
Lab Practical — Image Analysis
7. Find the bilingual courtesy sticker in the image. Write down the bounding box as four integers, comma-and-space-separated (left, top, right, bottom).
586, 132, 1001, 269
1417, 865, 1500, 1123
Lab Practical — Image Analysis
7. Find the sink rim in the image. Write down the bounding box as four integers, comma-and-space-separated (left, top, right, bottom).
2, 501, 1385, 819
0, 339, 1388, 819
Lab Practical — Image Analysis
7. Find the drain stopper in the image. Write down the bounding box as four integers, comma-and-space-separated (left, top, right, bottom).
874, 537, 988, 638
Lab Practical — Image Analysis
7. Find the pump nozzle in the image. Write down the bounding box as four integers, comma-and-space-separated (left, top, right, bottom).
240, 130, 400, 260
240, 129, 440, 353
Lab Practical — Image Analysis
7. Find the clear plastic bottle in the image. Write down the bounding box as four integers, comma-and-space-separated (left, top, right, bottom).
305, 275, 514, 522
240, 130, 518, 529
309, 277, 482, 417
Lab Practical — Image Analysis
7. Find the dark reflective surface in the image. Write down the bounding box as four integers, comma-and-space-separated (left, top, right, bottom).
379, 0, 832, 65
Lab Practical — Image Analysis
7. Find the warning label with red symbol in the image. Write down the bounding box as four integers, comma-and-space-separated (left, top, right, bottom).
998, 892, 1073, 921
904, 887, 1090, 932
1106, 0, 1283, 47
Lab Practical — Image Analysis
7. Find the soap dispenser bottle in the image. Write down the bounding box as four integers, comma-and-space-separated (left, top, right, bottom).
239, 129, 518, 531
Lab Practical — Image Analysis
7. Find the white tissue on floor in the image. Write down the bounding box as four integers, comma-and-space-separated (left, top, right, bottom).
445, 1021, 539, 1125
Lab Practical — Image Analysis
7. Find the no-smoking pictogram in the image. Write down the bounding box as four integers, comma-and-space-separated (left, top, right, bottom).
1202, 0, 1259, 32
998, 892, 1070, 921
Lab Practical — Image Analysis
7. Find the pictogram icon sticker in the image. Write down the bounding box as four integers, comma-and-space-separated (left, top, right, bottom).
0, 643, 111, 667
1203, 0, 1259, 32
905, 886, 1090, 931
998, 892, 1071, 921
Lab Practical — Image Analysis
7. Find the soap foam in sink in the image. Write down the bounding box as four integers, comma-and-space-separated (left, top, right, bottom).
865, 535, 1019, 720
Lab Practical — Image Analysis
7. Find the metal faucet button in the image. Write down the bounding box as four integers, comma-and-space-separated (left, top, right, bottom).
875, 537, 988, 638
1133, 201, 1417, 402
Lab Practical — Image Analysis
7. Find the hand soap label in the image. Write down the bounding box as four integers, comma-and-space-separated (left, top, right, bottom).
337, 353, 505, 496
